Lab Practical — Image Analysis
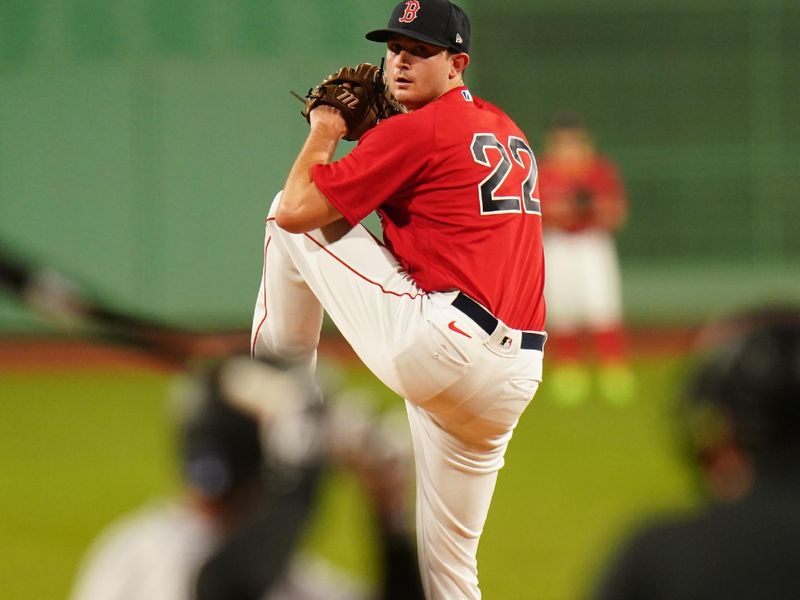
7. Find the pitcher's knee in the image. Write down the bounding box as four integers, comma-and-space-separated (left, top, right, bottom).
255, 331, 316, 369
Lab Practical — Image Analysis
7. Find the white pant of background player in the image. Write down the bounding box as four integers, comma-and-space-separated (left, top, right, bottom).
252, 193, 543, 600
543, 229, 623, 330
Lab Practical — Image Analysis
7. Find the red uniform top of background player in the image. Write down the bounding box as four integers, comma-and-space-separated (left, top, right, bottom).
311, 87, 545, 331
538, 120, 627, 234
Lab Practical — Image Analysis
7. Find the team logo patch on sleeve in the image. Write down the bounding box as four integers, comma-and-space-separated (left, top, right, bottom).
399, 1, 421, 23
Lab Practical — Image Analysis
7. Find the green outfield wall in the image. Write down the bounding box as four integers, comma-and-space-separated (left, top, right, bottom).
1, 0, 798, 332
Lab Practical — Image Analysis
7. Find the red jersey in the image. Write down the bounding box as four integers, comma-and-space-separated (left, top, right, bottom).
538, 156, 626, 233
311, 87, 545, 331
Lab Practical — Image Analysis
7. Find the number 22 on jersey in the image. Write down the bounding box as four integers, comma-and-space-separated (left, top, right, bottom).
471, 133, 540, 216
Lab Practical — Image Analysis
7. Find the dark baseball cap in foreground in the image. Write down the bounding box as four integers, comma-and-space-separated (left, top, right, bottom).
366, 0, 471, 54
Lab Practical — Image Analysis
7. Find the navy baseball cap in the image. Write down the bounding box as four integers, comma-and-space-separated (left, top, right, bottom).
366, 0, 471, 54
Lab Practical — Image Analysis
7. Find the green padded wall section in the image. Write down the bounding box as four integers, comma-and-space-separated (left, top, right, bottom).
0, 1, 403, 329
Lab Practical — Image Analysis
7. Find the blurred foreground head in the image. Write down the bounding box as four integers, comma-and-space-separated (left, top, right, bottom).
591, 308, 800, 600
172, 354, 320, 506
681, 307, 800, 498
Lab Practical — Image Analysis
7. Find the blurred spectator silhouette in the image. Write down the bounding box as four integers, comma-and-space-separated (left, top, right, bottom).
538, 111, 634, 405
69, 354, 424, 600
591, 307, 800, 599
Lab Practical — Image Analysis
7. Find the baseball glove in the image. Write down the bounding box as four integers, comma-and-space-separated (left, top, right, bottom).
296, 63, 406, 141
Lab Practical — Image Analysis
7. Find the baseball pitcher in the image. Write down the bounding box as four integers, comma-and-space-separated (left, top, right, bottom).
251, 1, 546, 597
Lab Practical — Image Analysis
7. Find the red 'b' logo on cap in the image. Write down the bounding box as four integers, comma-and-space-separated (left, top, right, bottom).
399, 0, 421, 23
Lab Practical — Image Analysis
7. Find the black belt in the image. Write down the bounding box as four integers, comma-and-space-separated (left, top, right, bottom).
451, 293, 546, 351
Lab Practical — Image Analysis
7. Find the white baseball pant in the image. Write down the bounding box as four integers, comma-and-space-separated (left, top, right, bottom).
251, 192, 543, 599
543, 229, 623, 332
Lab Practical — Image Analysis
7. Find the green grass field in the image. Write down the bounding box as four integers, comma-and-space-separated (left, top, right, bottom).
0, 353, 698, 600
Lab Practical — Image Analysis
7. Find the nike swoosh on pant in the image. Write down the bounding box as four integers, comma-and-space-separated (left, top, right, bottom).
448, 320, 472, 338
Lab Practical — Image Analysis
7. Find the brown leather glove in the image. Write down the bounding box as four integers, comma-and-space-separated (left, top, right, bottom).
300, 63, 406, 141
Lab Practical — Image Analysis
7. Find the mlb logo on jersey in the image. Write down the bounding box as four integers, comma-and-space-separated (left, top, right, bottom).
500, 336, 513, 350
461, 89, 473, 102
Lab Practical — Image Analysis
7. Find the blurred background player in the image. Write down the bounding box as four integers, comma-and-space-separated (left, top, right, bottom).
69, 354, 424, 600
538, 111, 634, 405
591, 307, 800, 599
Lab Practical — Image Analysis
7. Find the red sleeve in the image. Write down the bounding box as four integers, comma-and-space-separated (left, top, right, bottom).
311, 113, 435, 225
596, 158, 626, 201
592, 157, 628, 230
